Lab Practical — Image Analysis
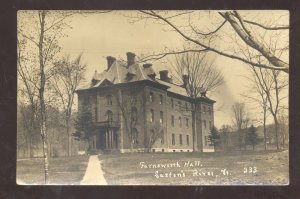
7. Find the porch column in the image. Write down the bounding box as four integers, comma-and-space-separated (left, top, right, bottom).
111, 130, 114, 149
106, 130, 109, 149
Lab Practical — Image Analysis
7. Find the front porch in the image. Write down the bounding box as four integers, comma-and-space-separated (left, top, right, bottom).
89, 121, 120, 152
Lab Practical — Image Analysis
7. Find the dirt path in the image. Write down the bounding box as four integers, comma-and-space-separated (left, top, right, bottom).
80, 155, 107, 185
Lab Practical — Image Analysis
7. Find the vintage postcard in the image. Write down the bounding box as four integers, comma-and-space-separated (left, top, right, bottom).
17, 10, 289, 185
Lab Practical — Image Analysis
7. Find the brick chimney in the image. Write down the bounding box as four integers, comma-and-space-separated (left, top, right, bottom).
126, 52, 136, 66
182, 75, 189, 88
107, 56, 116, 70
159, 70, 169, 81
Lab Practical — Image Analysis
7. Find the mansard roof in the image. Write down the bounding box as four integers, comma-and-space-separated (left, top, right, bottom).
77, 57, 215, 104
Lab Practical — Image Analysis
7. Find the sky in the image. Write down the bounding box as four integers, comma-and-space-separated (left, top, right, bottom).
20, 10, 289, 128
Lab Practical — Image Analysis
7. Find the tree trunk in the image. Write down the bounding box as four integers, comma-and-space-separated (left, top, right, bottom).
274, 117, 279, 151
38, 11, 49, 184
191, 101, 197, 152
66, 113, 71, 156
263, 107, 267, 151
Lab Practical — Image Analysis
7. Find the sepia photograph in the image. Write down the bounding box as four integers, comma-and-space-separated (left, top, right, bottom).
16, 10, 289, 185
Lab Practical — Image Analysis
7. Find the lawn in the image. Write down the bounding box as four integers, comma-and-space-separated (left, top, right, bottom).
100, 150, 289, 185
17, 155, 89, 185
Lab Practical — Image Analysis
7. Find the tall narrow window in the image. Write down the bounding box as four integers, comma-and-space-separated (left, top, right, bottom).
149, 92, 153, 102
131, 107, 138, 123
160, 111, 163, 123
203, 120, 207, 129
172, 134, 175, 145
159, 94, 163, 104
161, 130, 164, 144
95, 106, 98, 122
185, 103, 188, 111
179, 134, 183, 145
106, 95, 112, 105
203, 105, 206, 113
186, 118, 189, 128
171, 98, 174, 108
186, 135, 189, 146
209, 121, 212, 130
107, 110, 113, 122
179, 117, 182, 127
205, 136, 208, 146
178, 101, 182, 110
150, 109, 154, 122
171, 115, 174, 127
208, 106, 211, 115
132, 128, 138, 144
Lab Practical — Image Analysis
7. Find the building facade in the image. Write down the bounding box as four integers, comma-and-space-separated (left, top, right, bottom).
76, 52, 215, 153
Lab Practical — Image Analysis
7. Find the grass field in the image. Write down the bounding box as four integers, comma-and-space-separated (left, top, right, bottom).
17, 155, 89, 185
100, 150, 289, 185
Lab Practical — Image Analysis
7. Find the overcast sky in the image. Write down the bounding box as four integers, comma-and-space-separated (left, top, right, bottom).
22, 10, 289, 128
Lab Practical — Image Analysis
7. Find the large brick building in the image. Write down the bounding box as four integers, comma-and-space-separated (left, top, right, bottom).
76, 52, 215, 153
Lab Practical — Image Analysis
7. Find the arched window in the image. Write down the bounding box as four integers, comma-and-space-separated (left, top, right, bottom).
106, 110, 113, 122
106, 95, 113, 105
131, 107, 138, 123
132, 128, 139, 144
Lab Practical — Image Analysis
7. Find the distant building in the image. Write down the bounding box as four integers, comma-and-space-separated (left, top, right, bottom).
76, 52, 215, 153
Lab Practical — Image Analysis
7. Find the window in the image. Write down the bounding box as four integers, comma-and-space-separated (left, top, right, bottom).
208, 106, 211, 115
131, 107, 138, 123
205, 136, 208, 146
160, 111, 163, 123
132, 128, 138, 144
179, 117, 182, 127
161, 130, 164, 144
203, 105, 206, 113
186, 118, 189, 128
179, 134, 183, 145
106, 95, 113, 105
159, 94, 163, 104
185, 103, 188, 111
171, 98, 174, 108
172, 134, 175, 145
178, 101, 182, 110
203, 120, 207, 129
95, 106, 98, 122
209, 121, 212, 130
149, 92, 153, 102
186, 135, 189, 146
150, 109, 154, 122
107, 110, 113, 122
171, 115, 174, 126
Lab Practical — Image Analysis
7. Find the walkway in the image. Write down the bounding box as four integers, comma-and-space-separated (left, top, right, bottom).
80, 155, 107, 185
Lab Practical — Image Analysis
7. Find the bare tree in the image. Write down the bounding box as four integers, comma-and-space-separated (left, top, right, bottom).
17, 10, 72, 184
242, 67, 271, 151
278, 109, 288, 149
252, 68, 288, 150
130, 10, 289, 73
115, 86, 146, 152
167, 51, 224, 151
145, 121, 164, 152
232, 102, 250, 150
49, 54, 87, 156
